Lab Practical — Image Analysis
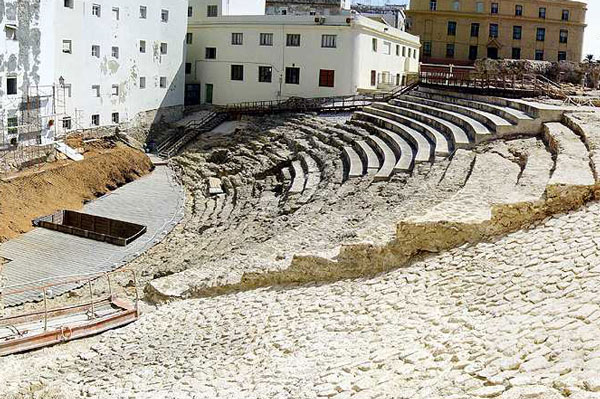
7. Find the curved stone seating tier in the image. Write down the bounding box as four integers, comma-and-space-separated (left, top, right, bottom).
343, 146, 363, 179
289, 160, 306, 194
390, 98, 493, 143
355, 140, 381, 174
367, 135, 397, 181
564, 113, 600, 182
358, 123, 414, 172
297, 152, 321, 205
370, 102, 470, 150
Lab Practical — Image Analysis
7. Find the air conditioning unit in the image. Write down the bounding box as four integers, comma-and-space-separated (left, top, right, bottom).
346, 17, 352, 24
314, 17, 325, 24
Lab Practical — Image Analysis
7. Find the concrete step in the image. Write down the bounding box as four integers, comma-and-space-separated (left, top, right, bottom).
357, 123, 414, 172
355, 140, 380, 174
289, 160, 306, 194
367, 135, 396, 181
343, 146, 364, 179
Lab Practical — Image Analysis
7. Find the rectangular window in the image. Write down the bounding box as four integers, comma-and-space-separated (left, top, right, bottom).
285, 67, 300, 85
559, 30, 568, 44
536, 28, 545, 42
430, 0, 437, 11
161, 9, 169, 22
512, 47, 521, 59
447, 21, 457, 36
372, 38, 377, 52
112, 85, 119, 96
258, 66, 272, 83
160, 77, 167, 88
231, 65, 244, 81
558, 51, 567, 61
6, 77, 17, 95
140, 77, 146, 89
402, 46, 406, 57
64, 0, 73, 8
383, 42, 391, 55
231, 33, 243, 45
91, 114, 100, 126
446, 43, 455, 58
469, 45, 478, 60
7, 117, 17, 135
489, 24, 498, 38
112, 46, 119, 58
207, 5, 218, 17
185, 63, 192, 74
476, 2, 484, 12
112, 7, 119, 20
260, 33, 273, 46
562, 9, 569, 21
186, 33, 193, 44
160, 43, 168, 55
452, 1, 459, 11
92, 85, 100, 97
62, 118, 72, 130
287, 34, 301, 47
321, 34, 337, 48
62, 40, 72, 53
396, 44, 400, 56
408, 48, 412, 58
539, 7, 546, 19
423, 41, 432, 56
491, 2, 498, 14
535, 50, 544, 61
188, 6, 193, 17
92, 4, 101, 17
515, 5, 522, 16
112, 113, 119, 124
91, 45, 100, 58
471, 23, 480, 37
64, 84, 72, 98
371, 70, 376, 86
205, 47, 217, 59
319, 69, 335, 87
140, 40, 146, 53
140, 6, 147, 19
513, 26, 522, 40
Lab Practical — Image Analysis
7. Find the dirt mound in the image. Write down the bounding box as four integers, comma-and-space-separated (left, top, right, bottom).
0, 146, 153, 242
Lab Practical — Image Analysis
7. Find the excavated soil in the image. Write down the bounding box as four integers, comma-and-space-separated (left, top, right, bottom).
0, 144, 152, 242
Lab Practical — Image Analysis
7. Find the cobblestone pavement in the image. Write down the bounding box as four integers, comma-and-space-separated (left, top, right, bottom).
3, 200, 600, 399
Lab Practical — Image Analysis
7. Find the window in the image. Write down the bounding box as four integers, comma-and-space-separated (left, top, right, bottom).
207, 5, 218, 17
562, 9, 569, 21
469, 45, 478, 60
140, 6, 147, 19
7, 117, 17, 135
92, 85, 100, 97
5, 25, 17, 40
6, 77, 16, 95
160, 43, 168, 55
161, 9, 169, 22
112, 113, 119, 124
91, 45, 100, 58
370, 70, 376, 86
188, 6, 193, 17
231, 33, 243, 45
515, 5, 522, 16
112, 7, 119, 20
260, 33, 273, 46
62, 118, 72, 130
62, 40, 72, 53
489, 24, 498, 38
471, 23, 479, 37
446, 43, 455, 58
513, 26, 522, 40
408, 48, 412, 58
140, 77, 146, 89
319, 69, 335, 88
205, 47, 216, 59
414, 49, 418, 59
372, 38, 377, 52
491, 3, 498, 14
112, 46, 119, 58
536, 28, 545, 42
258, 66, 272, 83
383, 42, 391, 55
64, 84, 72, 98
535, 50, 544, 61
91, 114, 100, 126
447, 21, 457, 36
512, 47, 521, 59
558, 51, 567, 61
321, 34, 337, 48
423, 41, 432, 56
92, 4, 101, 17
231, 65, 244, 81
186, 33, 193, 44
476, 2, 484, 12
140, 40, 146, 53
112, 85, 119, 96
160, 77, 167, 88
560, 30, 568, 44
285, 67, 300, 84
185, 63, 192, 74
402, 46, 406, 56
287, 34, 300, 47
64, 0, 73, 8
430, 0, 437, 11
396, 44, 400, 56
539, 7, 546, 19
452, 1, 459, 11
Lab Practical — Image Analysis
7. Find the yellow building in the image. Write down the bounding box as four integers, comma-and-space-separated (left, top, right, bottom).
406, 0, 586, 65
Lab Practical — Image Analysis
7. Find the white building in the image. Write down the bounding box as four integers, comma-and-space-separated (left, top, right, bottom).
265, 0, 352, 16
1, 0, 187, 147
185, 2, 420, 105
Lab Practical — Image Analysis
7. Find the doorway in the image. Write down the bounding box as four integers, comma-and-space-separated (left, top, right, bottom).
185, 84, 201, 106
205, 84, 213, 104
487, 47, 499, 59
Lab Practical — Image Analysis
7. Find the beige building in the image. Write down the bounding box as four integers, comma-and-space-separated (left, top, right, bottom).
406, 0, 586, 64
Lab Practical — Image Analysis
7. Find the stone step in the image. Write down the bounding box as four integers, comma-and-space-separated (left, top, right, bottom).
289, 160, 306, 194
563, 113, 600, 182
370, 102, 471, 150
367, 135, 397, 181
298, 152, 321, 205
355, 140, 380, 174
390, 98, 493, 143
358, 123, 414, 172
343, 146, 364, 179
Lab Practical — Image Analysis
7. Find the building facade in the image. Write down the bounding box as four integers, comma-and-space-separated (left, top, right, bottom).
1, 0, 187, 148
265, 0, 351, 16
186, 0, 420, 105
351, 3, 408, 30
406, 0, 586, 65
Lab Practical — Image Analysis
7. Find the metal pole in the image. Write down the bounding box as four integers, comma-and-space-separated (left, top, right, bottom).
107, 273, 112, 297
88, 280, 95, 318
43, 288, 48, 332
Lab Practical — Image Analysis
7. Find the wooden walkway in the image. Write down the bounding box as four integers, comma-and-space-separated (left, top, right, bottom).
0, 165, 185, 306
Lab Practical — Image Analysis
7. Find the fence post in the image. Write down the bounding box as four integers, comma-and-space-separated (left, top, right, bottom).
43, 288, 48, 332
